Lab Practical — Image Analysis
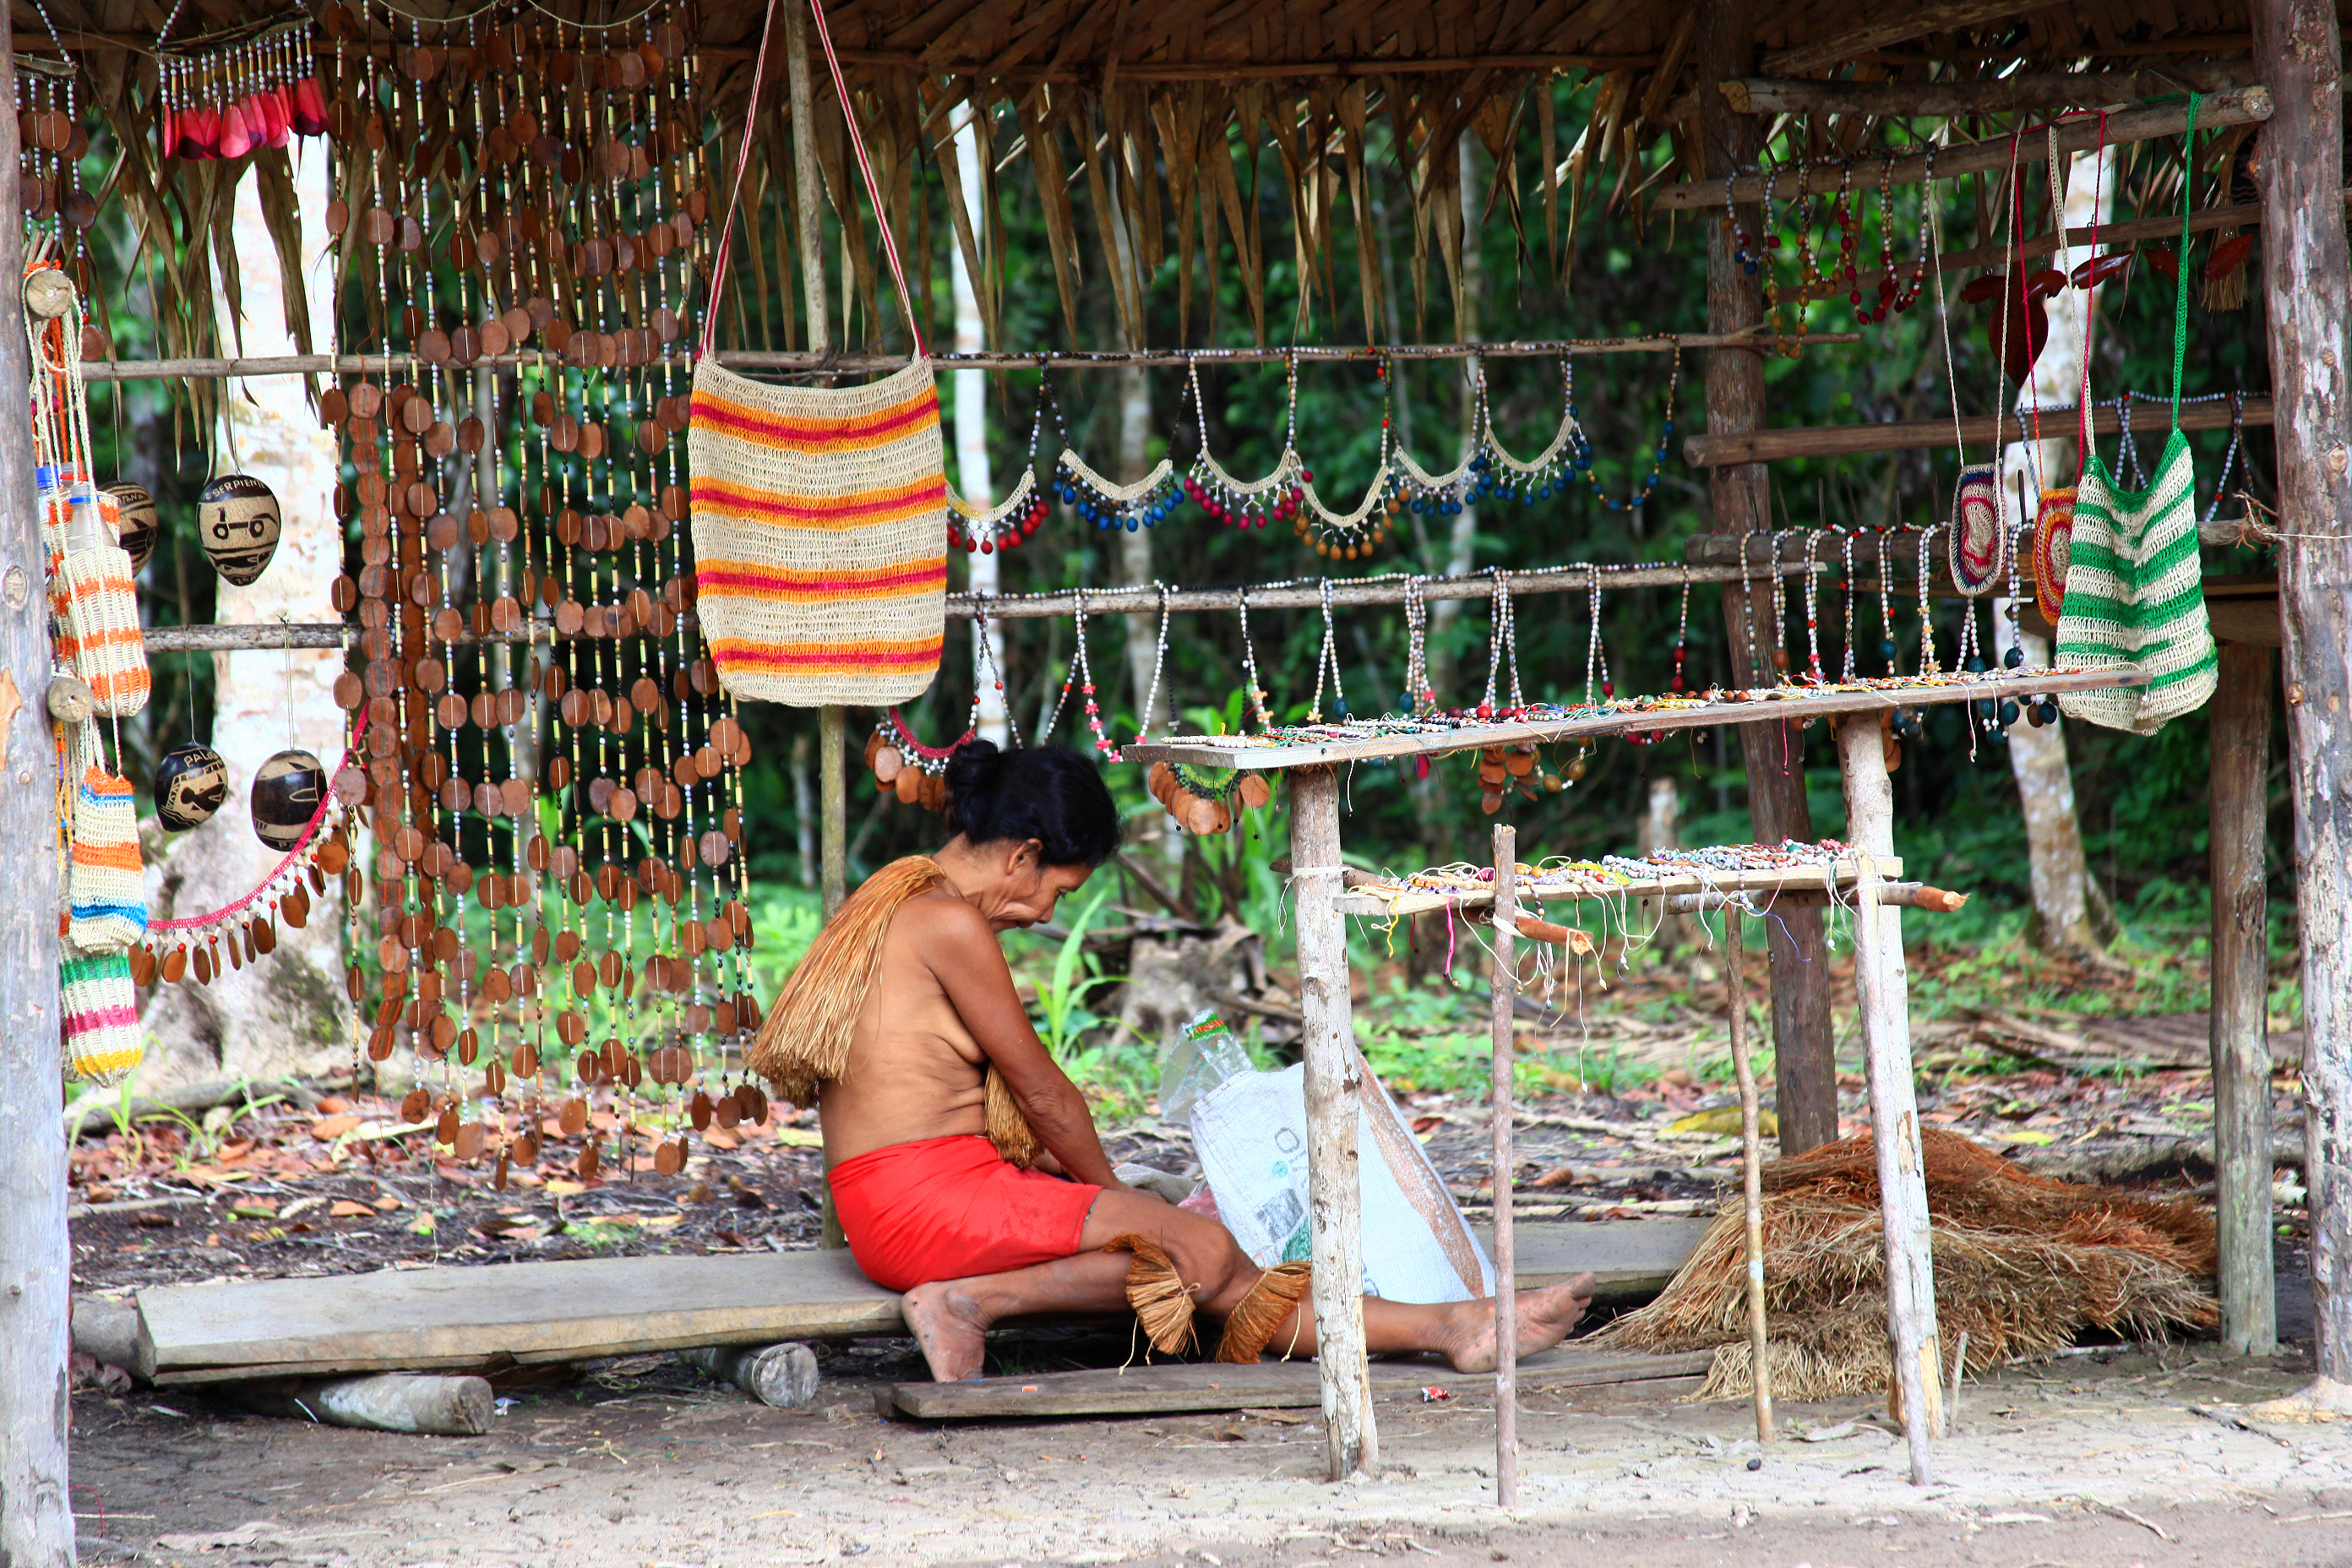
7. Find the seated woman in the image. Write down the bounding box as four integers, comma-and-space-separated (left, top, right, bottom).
749, 740, 1592, 1381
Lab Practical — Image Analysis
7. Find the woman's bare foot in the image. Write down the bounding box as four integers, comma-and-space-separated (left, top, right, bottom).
899, 1280, 993, 1381
1435, 1273, 1598, 1374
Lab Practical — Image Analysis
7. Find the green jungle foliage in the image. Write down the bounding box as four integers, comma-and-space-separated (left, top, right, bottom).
79, 82, 2295, 1093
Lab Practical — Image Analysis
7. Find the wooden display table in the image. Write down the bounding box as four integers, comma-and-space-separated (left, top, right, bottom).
1125, 664, 2147, 1485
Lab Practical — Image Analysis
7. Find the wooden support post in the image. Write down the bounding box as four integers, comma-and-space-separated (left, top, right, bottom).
0, 19, 74, 1565
1489, 825, 1518, 1509
1289, 765, 1375, 1481
1836, 716, 1941, 1484
2212, 641, 2278, 1356
1724, 909, 1774, 1443
2252, 0, 2352, 1408
1695, 0, 1838, 1157
785, 1, 850, 927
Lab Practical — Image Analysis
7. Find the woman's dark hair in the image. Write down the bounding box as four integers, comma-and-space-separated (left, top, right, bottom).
944, 740, 1121, 867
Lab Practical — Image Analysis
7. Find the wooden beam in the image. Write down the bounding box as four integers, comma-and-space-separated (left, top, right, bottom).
1760, 0, 2073, 77
2251, 0, 2352, 1405
1289, 765, 1376, 1481
1121, 667, 2148, 772
1684, 393, 2271, 466
1489, 824, 1519, 1510
1653, 90, 2273, 210
2210, 641, 2278, 1357
0, 8, 75, 1560
1723, 67, 2256, 117
877, 1346, 1717, 1420
1835, 726, 1942, 1484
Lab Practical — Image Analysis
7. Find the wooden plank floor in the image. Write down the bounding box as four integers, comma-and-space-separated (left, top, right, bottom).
879, 1346, 1717, 1421
134, 1217, 1708, 1386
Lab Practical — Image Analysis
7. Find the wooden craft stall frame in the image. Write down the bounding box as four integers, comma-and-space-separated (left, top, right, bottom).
1130, 663, 2144, 1484
6, 1, 2352, 1560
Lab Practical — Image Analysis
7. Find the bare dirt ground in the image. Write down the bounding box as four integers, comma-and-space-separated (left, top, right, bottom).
68, 1340, 2351, 1568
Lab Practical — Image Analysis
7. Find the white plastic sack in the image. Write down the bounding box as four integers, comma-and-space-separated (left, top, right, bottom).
1190, 1061, 1494, 1304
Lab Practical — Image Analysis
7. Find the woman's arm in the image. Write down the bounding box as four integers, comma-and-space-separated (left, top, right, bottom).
916, 901, 1124, 1190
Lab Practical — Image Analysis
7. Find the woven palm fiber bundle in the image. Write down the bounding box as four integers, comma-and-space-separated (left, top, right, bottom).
1598, 1129, 2218, 1400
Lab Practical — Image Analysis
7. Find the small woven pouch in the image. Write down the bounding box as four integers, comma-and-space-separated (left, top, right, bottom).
68, 723, 147, 953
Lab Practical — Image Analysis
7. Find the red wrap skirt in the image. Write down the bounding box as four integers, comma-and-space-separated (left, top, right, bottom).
826, 1134, 1100, 1292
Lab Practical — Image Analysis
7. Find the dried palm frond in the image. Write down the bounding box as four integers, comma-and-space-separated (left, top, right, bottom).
1598, 1130, 2218, 1401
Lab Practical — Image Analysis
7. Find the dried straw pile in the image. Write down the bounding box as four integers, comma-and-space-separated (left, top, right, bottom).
1598, 1129, 2217, 1400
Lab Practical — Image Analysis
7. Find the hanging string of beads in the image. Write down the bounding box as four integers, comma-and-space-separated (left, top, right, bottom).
1478, 569, 1527, 720
1236, 585, 1276, 732
1859, 149, 1936, 324
1671, 563, 1693, 693
1560, 351, 1679, 512
1306, 578, 1350, 722
1582, 569, 1614, 704
946, 369, 1050, 553
1401, 573, 1437, 716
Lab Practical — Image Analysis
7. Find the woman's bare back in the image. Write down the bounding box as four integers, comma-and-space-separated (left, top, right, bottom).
816, 887, 1001, 1166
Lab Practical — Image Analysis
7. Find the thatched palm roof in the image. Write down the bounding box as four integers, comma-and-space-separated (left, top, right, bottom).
11, 0, 2328, 353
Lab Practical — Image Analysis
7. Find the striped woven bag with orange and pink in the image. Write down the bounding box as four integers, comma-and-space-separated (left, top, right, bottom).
687, 0, 945, 706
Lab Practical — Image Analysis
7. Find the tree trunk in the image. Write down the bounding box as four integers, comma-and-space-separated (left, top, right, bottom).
2251, 0, 2352, 1405
1994, 147, 2113, 953
950, 106, 1008, 748
1990, 618, 2104, 949
139, 143, 351, 1092
0, 19, 75, 1561
1424, 139, 1484, 705
1696, 0, 1838, 1157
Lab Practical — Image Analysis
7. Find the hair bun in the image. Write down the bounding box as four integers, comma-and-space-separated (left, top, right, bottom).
939, 741, 1121, 868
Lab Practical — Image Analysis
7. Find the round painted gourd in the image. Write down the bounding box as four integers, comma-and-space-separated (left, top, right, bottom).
199, 473, 282, 585
154, 740, 228, 831
250, 748, 325, 850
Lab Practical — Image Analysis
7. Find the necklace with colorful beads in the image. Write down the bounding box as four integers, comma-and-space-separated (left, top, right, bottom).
946, 372, 1050, 554
1560, 350, 1679, 513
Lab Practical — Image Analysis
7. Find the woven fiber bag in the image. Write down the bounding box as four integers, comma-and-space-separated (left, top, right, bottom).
688, 0, 945, 706
2059, 94, 2217, 735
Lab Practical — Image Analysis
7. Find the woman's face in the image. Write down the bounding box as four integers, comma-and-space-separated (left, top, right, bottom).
971, 839, 1095, 930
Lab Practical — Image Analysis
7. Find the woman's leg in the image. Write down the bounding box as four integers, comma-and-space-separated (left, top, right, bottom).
904, 1188, 1598, 1379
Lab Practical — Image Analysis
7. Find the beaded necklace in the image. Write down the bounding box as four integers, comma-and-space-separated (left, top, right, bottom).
1800, 539, 1825, 682
1859, 150, 1936, 323
1581, 567, 1614, 703
1839, 526, 1859, 682
1236, 585, 1276, 732
1133, 581, 1170, 743
946, 370, 1050, 553
1560, 351, 1678, 513
1479, 570, 1526, 717
1306, 578, 1349, 722
972, 601, 1022, 744
1670, 562, 1691, 694
1048, 368, 1182, 535
1402, 573, 1437, 716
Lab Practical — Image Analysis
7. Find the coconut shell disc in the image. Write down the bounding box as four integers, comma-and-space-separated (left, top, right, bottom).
1949, 463, 2007, 596
2032, 486, 2077, 623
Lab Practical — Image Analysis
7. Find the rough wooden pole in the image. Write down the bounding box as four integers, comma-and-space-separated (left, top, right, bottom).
1836, 716, 1941, 1484
2212, 641, 2278, 1356
1695, 0, 1838, 1157
1290, 765, 1375, 1481
0, 17, 74, 1563
1723, 907, 1774, 1443
2251, 0, 2352, 1409
1489, 824, 1518, 1508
